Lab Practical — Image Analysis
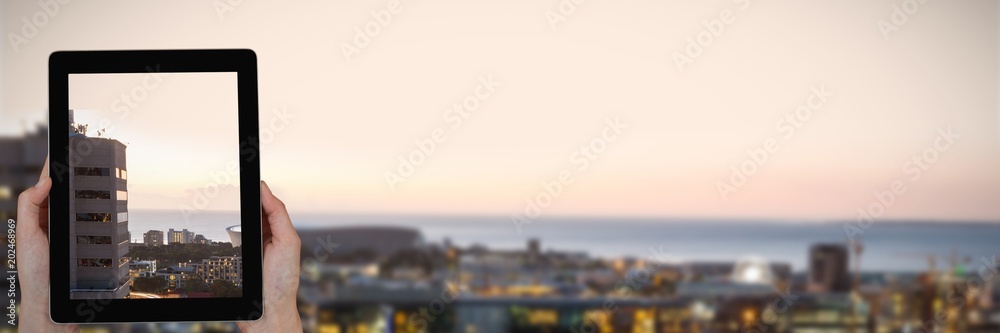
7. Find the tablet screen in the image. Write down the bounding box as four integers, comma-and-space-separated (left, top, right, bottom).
66, 72, 242, 300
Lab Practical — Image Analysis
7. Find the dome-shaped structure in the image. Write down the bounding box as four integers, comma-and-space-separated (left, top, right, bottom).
226, 225, 242, 247
730, 255, 773, 285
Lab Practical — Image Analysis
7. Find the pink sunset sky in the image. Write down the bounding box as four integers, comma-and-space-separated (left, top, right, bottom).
2, 1, 999, 221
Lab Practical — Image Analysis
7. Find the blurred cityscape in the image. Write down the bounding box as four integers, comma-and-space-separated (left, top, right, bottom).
3, 129, 1000, 332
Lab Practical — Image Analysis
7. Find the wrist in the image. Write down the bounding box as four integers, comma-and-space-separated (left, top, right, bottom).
19, 284, 81, 333
19, 301, 79, 333
237, 300, 301, 333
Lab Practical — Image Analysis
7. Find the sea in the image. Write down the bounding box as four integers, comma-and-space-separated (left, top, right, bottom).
127, 209, 1000, 273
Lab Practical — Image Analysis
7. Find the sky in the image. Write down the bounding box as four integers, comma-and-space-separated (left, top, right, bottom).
69, 73, 242, 212
2, 1, 999, 221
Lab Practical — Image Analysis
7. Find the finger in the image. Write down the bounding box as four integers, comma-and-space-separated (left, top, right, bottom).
37, 188, 50, 235
17, 177, 51, 234
260, 181, 299, 247
39, 155, 49, 181
260, 205, 272, 242
36, 155, 51, 233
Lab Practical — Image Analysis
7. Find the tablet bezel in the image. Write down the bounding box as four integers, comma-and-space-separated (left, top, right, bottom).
47, 49, 263, 323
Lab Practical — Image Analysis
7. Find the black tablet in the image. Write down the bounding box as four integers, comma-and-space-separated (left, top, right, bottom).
47, 50, 263, 323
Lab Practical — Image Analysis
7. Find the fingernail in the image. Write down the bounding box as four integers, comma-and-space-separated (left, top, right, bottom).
261, 181, 271, 194
35, 177, 49, 189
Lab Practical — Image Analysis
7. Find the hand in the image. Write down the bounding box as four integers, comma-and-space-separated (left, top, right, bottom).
236, 181, 303, 332
15, 158, 79, 332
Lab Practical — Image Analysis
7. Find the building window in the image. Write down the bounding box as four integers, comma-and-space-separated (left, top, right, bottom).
75, 190, 111, 199
118, 212, 128, 223
116, 190, 128, 201
77, 236, 112, 245
116, 168, 127, 180
76, 213, 112, 222
74, 167, 110, 176
77, 258, 113, 268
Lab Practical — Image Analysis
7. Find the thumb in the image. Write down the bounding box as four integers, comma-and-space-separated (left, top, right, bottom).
261, 181, 299, 247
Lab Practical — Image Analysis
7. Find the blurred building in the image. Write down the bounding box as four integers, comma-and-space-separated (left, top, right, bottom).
683, 261, 793, 284
143, 230, 163, 247
68, 111, 131, 299
457, 239, 589, 297
808, 243, 850, 293
129, 260, 157, 280
167, 228, 195, 244
299, 226, 424, 258
168, 229, 183, 244
0, 125, 46, 222
193, 234, 209, 244
311, 293, 703, 333
50, 224, 1000, 333
155, 266, 196, 289
787, 294, 870, 333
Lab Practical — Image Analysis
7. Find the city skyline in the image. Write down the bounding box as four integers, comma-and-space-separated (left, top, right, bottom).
139, 228, 212, 246
1, 1, 997, 330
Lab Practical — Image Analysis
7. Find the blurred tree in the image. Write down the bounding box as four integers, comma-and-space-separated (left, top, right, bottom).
132, 277, 167, 293
209, 280, 242, 297
183, 275, 210, 292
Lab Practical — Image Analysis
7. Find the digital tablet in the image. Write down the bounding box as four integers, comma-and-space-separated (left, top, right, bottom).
47, 50, 263, 323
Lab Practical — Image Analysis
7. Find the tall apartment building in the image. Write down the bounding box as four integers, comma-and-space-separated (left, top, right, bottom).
167, 228, 196, 244
807, 243, 850, 293
68, 111, 130, 299
195, 256, 243, 287
167, 229, 183, 244
143, 230, 164, 247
